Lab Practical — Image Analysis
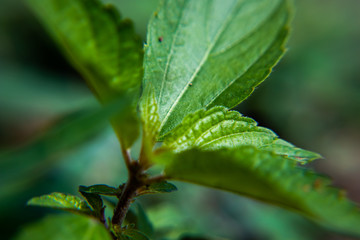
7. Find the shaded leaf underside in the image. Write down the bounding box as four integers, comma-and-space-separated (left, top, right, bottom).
144, 0, 291, 136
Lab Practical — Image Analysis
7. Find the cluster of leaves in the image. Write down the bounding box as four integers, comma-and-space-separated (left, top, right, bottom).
21, 182, 176, 239
14, 0, 360, 239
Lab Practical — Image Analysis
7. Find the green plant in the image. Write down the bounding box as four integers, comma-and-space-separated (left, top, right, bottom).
13, 0, 360, 239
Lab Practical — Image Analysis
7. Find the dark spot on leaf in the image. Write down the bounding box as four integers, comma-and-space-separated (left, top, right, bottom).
189, 83, 193, 86
158, 36, 163, 43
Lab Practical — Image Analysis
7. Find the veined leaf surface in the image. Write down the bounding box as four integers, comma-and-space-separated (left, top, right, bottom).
154, 148, 360, 236
14, 214, 112, 240
144, 0, 291, 136
139, 86, 162, 165
28, 0, 143, 147
140, 86, 161, 145
162, 107, 320, 163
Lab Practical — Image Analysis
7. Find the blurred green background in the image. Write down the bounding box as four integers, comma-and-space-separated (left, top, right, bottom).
1, 0, 360, 239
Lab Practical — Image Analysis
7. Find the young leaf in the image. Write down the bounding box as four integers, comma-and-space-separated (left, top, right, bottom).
27, 192, 91, 214
27, 0, 143, 148
144, 0, 292, 136
162, 107, 320, 163
153, 148, 360, 237
14, 214, 112, 240
79, 184, 120, 196
138, 181, 177, 196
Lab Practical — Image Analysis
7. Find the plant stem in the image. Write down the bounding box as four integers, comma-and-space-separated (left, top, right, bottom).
112, 161, 144, 227
120, 143, 132, 171
147, 174, 167, 184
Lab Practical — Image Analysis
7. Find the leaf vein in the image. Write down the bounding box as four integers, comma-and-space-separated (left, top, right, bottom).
158, 0, 189, 106
160, 0, 242, 129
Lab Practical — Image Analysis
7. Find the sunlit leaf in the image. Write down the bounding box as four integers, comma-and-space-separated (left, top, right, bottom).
140, 86, 161, 145
14, 214, 112, 240
139, 86, 161, 165
144, 0, 291, 136
154, 147, 360, 236
27, 192, 91, 214
27, 0, 143, 148
162, 107, 320, 163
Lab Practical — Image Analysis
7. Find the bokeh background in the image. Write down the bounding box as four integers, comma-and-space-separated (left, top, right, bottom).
1, 0, 359, 239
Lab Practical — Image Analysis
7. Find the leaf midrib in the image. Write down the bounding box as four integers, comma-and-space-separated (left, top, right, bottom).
159, 0, 241, 130
193, 120, 259, 146
158, 0, 188, 107
199, 131, 274, 148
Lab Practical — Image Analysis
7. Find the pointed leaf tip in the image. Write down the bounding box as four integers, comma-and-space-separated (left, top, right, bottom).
144, 0, 292, 135
162, 107, 321, 163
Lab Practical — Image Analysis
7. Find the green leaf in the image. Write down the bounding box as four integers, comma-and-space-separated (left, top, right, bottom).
154, 148, 360, 236
138, 181, 177, 196
14, 214, 112, 240
261, 139, 321, 163
124, 205, 154, 237
135, 204, 154, 238
140, 86, 161, 145
79, 184, 120, 196
27, 0, 143, 148
79, 191, 103, 212
162, 107, 320, 163
27, 192, 91, 214
144, 0, 291, 136
139, 86, 161, 165
118, 229, 150, 240
78, 185, 109, 220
